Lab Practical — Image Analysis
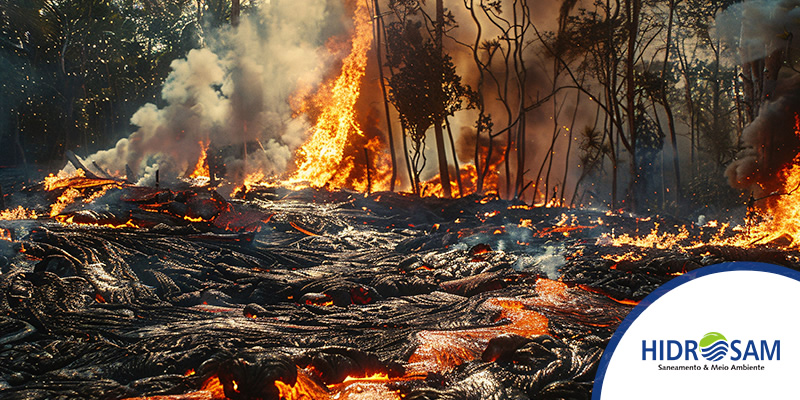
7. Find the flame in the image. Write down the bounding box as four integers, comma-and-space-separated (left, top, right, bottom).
55, 214, 140, 229
287, 1, 390, 191
189, 141, 211, 179
0, 206, 38, 220
340, 373, 390, 384
0, 228, 12, 242
274, 368, 331, 400
600, 223, 690, 250
50, 188, 81, 217
421, 164, 499, 198
200, 375, 226, 399
44, 168, 86, 191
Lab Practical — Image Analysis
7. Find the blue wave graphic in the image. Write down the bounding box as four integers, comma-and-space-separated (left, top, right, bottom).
701, 340, 729, 361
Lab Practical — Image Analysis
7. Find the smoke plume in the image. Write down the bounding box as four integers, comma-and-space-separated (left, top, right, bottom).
716, 0, 800, 63
85, 1, 345, 186
726, 76, 800, 193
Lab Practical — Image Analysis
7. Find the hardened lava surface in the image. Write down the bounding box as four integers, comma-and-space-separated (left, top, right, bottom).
0, 186, 798, 399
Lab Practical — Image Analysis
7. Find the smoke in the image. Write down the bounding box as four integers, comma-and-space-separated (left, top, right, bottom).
85, 1, 345, 185
716, 0, 800, 63
726, 76, 800, 192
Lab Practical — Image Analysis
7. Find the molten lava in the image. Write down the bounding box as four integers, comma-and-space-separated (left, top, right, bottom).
407, 296, 549, 373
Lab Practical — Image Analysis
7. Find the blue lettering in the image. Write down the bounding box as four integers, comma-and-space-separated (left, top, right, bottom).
642, 340, 657, 360
660, 340, 664, 361
761, 340, 780, 361
730, 340, 742, 361
667, 340, 682, 360
685, 340, 698, 360
744, 340, 759, 360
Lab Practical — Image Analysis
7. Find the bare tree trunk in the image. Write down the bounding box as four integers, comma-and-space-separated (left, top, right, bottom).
402, 127, 416, 194
445, 118, 463, 196
433, 0, 451, 197
372, 0, 397, 191
560, 90, 581, 206
231, 0, 240, 27
624, 0, 641, 211
661, 0, 681, 204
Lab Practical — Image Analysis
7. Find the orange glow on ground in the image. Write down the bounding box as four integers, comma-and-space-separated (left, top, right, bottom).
407, 297, 549, 373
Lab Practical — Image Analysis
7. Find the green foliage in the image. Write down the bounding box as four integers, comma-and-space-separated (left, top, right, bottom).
0, 0, 203, 164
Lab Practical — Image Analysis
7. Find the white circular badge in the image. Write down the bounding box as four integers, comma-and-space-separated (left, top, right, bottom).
594, 262, 800, 399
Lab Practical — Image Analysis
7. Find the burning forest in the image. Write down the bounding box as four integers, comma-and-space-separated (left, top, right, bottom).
3, 0, 800, 399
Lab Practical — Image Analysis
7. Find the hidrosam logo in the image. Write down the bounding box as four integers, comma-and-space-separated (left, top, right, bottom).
594, 263, 800, 399
699, 332, 728, 361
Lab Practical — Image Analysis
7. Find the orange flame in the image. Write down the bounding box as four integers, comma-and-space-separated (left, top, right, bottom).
0, 206, 38, 220
420, 164, 499, 198
189, 141, 210, 179
287, 1, 390, 192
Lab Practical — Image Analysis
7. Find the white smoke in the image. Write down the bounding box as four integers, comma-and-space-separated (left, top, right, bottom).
86, 1, 344, 186
717, 0, 800, 62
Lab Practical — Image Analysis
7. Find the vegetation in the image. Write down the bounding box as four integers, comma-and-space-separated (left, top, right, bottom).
1, 0, 790, 215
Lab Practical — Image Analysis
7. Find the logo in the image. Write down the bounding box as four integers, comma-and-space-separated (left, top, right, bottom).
699, 332, 728, 361
641, 333, 780, 361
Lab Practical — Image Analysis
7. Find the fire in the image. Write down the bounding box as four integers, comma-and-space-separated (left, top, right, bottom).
50, 188, 81, 217
599, 223, 690, 250
55, 215, 139, 229
189, 141, 210, 179
44, 168, 86, 191
340, 373, 390, 384
200, 375, 226, 399
0, 206, 38, 220
287, 1, 390, 192
274, 368, 330, 400
421, 164, 499, 198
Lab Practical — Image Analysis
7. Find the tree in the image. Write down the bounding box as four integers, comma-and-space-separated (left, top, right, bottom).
385, 3, 471, 196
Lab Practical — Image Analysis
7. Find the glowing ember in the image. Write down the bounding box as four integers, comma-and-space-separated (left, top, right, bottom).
0, 206, 38, 220
287, 1, 389, 191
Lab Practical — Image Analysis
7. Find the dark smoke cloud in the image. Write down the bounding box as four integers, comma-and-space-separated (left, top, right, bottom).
726, 76, 800, 193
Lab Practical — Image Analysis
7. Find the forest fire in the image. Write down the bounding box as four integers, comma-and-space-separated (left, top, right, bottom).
285, 0, 390, 193
6, 0, 800, 399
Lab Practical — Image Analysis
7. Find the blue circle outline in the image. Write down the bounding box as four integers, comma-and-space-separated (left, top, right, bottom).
592, 261, 800, 399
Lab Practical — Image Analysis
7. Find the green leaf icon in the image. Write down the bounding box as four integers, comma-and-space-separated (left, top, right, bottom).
699, 332, 727, 347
